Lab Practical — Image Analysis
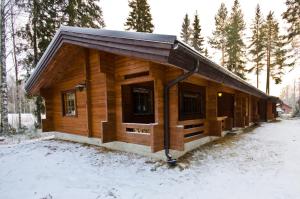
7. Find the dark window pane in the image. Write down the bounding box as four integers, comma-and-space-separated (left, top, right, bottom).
183, 92, 201, 114
121, 81, 155, 124
179, 83, 205, 120
133, 87, 153, 115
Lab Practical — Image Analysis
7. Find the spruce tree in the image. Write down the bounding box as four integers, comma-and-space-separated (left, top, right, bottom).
17, 0, 57, 127
248, 4, 265, 88
63, 0, 105, 28
125, 0, 154, 33
209, 3, 228, 66
191, 12, 204, 53
282, 0, 300, 42
225, 0, 246, 79
17, 0, 105, 128
180, 13, 192, 44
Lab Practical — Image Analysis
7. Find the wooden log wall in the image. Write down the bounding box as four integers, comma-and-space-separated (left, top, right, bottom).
266, 100, 275, 121
41, 48, 89, 136
113, 56, 165, 152
234, 92, 246, 128
40, 45, 268, 152
41, 47, 108, 138
99, 52, 116, 142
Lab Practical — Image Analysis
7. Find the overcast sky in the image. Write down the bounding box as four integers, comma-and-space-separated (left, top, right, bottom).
101, 0, 300, 96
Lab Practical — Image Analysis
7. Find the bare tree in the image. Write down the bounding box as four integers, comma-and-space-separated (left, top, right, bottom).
0, 0, 9, 134
10, 0, 21, 129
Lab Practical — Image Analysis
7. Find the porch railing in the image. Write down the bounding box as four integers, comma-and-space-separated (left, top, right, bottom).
217, 116, 233, 132
177, 119, 207, 143
123, 123, 155, 135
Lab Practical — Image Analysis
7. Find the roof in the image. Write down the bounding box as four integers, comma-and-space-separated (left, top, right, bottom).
25, 26, 269, 99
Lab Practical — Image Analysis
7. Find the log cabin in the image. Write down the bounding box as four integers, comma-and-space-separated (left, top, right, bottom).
25, 26, 279, 163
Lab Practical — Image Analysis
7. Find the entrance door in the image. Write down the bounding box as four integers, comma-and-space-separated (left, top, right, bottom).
217, 92, 235, 126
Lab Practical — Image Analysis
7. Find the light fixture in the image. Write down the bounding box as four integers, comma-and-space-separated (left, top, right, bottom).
75, 83, 86, 91
218, 92, 223, 97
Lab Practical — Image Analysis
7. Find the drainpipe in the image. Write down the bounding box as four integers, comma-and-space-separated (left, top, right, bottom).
164, 52, 200, 166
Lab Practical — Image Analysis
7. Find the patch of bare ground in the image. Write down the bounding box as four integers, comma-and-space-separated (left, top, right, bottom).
178, 122, 265, 167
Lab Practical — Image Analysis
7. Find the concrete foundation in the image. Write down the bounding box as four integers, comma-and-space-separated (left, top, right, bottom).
48, 132, 220, 160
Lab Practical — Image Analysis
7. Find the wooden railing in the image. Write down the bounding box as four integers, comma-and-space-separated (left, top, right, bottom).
177, 119, 207, 143
217, 116, 233, 132
122, 123, 154, 135
217, 116, 227, 132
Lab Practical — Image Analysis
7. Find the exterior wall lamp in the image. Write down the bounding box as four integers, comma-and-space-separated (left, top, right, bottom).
75, 83, 86, 91
218, 92, 223, 97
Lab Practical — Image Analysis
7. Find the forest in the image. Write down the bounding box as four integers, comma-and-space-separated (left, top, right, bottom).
0, 0, 299, 134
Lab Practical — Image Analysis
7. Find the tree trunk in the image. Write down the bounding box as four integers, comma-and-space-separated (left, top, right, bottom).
10, 0, 21, 129
0, 0, 9, 134
256, 20, 259, 89
266, 24, 272, 95
32, 0, 42, 128
256, 62, 259, 89
221, 42, 225, 67
266, 44, 271, 95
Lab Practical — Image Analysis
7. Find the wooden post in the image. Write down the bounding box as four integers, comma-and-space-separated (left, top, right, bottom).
100, 52, 116, 143
206, 83, 222, 136
84, 49, 92, 137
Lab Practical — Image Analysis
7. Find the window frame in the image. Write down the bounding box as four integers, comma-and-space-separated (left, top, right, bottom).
61, 89, 77, 117
178, 82, 206, 121
132, 86, 154, 116
121, 81, 155, 124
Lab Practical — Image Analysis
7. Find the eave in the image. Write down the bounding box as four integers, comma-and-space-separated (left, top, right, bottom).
25, 26, 270, 99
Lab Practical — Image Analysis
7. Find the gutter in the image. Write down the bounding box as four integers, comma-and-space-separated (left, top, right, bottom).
169, 41, 269, 99
164, 43, 200, 166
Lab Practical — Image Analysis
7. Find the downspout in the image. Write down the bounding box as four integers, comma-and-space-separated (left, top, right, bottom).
164, 46, 200, 165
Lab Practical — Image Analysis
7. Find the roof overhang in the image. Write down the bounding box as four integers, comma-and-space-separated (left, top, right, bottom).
168, 41, 269, 98
25, 26, 175, 94
25, 26, 270, 99
268, 96, 281, 103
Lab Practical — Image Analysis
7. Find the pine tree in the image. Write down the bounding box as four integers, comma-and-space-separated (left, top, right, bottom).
263, 12, 294, 94
209, 3, 228, 66
191, 12, 204, 53
0, 0, 9, 134
225, 0, 246, 79
272, 36, 287, 84
204, 48, 209, 57
180, 13, 192, 44
282, 0, 300, 42
125, 0, 154, 33
248, 4, 265, 88
264, 12, 279, 94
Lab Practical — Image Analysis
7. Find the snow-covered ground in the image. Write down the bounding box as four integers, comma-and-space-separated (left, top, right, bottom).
1, 119, 300, 199
8, 113, 36, 128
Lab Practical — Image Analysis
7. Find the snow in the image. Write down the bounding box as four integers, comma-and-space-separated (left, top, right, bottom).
1, 119, 300, 199
8, 113, 36, 128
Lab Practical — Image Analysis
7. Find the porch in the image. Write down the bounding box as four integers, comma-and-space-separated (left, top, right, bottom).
107, 57, 264, 153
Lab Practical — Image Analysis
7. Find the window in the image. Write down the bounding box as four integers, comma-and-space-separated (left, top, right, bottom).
62, 90, 77, 116
122, 81, 155, 123
133, 87, 153, 115
179, 83, 205, 120
182, 92, 201, 114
